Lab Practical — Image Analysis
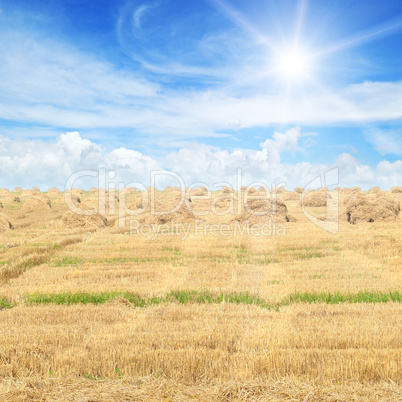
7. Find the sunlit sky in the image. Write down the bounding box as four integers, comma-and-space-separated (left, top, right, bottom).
0, 0, 401, 190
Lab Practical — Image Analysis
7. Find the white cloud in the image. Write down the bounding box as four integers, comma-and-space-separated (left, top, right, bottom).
0, 129, 400, 191
365, 128, 402, 155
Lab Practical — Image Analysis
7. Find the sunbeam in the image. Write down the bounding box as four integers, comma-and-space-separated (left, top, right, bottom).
314, 17, 402, 57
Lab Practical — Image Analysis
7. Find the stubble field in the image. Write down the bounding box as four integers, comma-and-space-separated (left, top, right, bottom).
0, 187, 400, 401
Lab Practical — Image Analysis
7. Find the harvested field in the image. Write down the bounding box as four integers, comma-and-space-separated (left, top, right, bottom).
0, 187, 400, 400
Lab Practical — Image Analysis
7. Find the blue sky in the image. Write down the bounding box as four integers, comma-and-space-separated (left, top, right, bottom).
0, 0, 401, 189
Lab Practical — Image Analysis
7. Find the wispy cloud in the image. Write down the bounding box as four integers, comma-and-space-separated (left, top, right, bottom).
133, 4, 152, 29
365, 128, 402, 156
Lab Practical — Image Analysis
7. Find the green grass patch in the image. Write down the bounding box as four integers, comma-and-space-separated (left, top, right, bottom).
309, 273, 326, 280
257, 256, 280, 265
0, 297, 14, 309
283, 290, 402, 305
0, 290, 395, 311
294, 250, 324, 260
268, 279, 283, 285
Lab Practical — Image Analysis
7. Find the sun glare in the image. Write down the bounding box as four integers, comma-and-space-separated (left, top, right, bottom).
276, 47, 311, 81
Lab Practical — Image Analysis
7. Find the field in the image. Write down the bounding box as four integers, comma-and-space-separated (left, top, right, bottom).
0, 188, 401, 401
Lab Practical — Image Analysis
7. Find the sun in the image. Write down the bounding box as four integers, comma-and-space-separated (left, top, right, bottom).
275, 46, 311, 81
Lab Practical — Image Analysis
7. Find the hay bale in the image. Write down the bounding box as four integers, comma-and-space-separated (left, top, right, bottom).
281, 191, 301, 201
391, 186, 402, 193
22, 189, 33, 196
214, 197, 233, 209
235, 197, 296, 224
63, 193, 81, 205
34, 194, 51, 204
275, 186, 286, 194
119, 187, 137, 196
1, 196, 20, 204
22, 196, 52, 211
79, 196, 118, 214
79, 198, 98, 211
13, 187, 23, 193
0, 213, 13, 231
31, 187, 40, 194
222, 186, 233, 194
47, 187, 60, 196
368, 186, 381, 194
342, 187, 360, 193
190, 187, 208, 197
294, 187, 304, 194
343, 192, 400, 224
62, 210, 107, 229
71, 188, 83, 196
0, 189, 11, 196
302, 191, 327, 207
239, 187, 258, 194
128, 193, 148, 210
138, 196, 195, 225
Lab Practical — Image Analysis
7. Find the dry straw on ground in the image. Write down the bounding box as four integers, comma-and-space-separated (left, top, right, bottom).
391, 186, 402, 193
343, 192, 400, 224
62, 210, 107, 229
